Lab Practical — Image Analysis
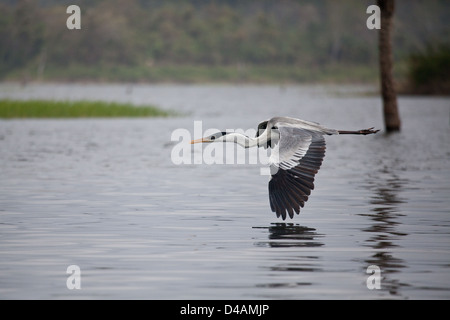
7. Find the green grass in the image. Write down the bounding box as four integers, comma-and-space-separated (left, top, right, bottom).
0, 99, 172, 119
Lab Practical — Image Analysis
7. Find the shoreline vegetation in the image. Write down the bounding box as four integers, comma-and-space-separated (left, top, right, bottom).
0, 100, 172, 119
4, 61, 443, 96
6, 64, 383, 85
5, 53, 448, 95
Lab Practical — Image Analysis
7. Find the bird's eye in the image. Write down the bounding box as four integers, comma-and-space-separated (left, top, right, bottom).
210, 136, 215, 140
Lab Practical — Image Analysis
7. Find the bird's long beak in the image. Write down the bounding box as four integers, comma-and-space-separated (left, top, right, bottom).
190, 138, 208, 144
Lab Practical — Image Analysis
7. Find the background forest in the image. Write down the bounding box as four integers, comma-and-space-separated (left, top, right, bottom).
0, 0, 449, 85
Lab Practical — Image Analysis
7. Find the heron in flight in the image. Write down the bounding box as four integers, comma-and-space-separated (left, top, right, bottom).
190, 116, 379, 220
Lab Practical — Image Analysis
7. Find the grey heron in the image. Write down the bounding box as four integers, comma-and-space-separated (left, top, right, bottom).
191, 116, 379, 220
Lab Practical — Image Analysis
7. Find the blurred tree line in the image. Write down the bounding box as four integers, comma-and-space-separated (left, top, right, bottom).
0, 0, 448, 83
406, 44, 450, 94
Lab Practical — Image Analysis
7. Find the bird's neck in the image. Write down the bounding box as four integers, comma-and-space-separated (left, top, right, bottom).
222, 133, 259, 148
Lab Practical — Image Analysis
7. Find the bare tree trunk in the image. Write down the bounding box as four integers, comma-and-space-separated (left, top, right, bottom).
378, 0, 401, 132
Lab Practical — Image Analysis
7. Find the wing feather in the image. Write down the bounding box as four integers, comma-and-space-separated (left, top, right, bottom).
268, 125, 326, 219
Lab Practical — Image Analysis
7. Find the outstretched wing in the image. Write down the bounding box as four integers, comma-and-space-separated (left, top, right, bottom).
268, 126, 326, 220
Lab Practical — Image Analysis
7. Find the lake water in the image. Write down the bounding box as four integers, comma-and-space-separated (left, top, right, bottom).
0, 83, 449, 299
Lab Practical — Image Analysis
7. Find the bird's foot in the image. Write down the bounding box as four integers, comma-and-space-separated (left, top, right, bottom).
359, 127, 380, 135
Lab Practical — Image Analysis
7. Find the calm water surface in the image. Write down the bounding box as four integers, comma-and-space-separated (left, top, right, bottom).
0, 83, 449, 299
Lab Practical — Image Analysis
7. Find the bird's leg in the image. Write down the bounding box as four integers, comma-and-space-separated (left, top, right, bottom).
338, 127, 379, 135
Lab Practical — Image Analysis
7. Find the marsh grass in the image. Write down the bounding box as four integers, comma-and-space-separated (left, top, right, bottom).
0, 100, 172, 118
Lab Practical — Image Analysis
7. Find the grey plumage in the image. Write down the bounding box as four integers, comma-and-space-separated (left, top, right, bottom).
262, 117, 336, 219
191, 116, 379, 220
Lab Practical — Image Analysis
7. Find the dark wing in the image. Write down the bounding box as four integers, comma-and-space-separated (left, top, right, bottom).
268, 126, 326, 220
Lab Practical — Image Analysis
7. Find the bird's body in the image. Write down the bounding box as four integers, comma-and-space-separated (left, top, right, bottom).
191, 116, 379, 220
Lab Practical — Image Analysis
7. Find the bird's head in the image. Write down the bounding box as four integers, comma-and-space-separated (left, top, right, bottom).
190, 131, 229, 144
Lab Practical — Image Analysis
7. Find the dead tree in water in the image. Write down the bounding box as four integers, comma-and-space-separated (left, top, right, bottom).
378, 0, 401, 132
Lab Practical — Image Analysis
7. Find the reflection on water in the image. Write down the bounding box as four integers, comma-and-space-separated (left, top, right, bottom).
361, 159, 409, 296
362, 171, 409, 248
254, 223, 323, 289
253, 223, 324, 248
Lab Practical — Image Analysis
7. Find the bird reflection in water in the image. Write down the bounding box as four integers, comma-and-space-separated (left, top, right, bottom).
253, 223, 324, 248
253, 223, 323, 289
